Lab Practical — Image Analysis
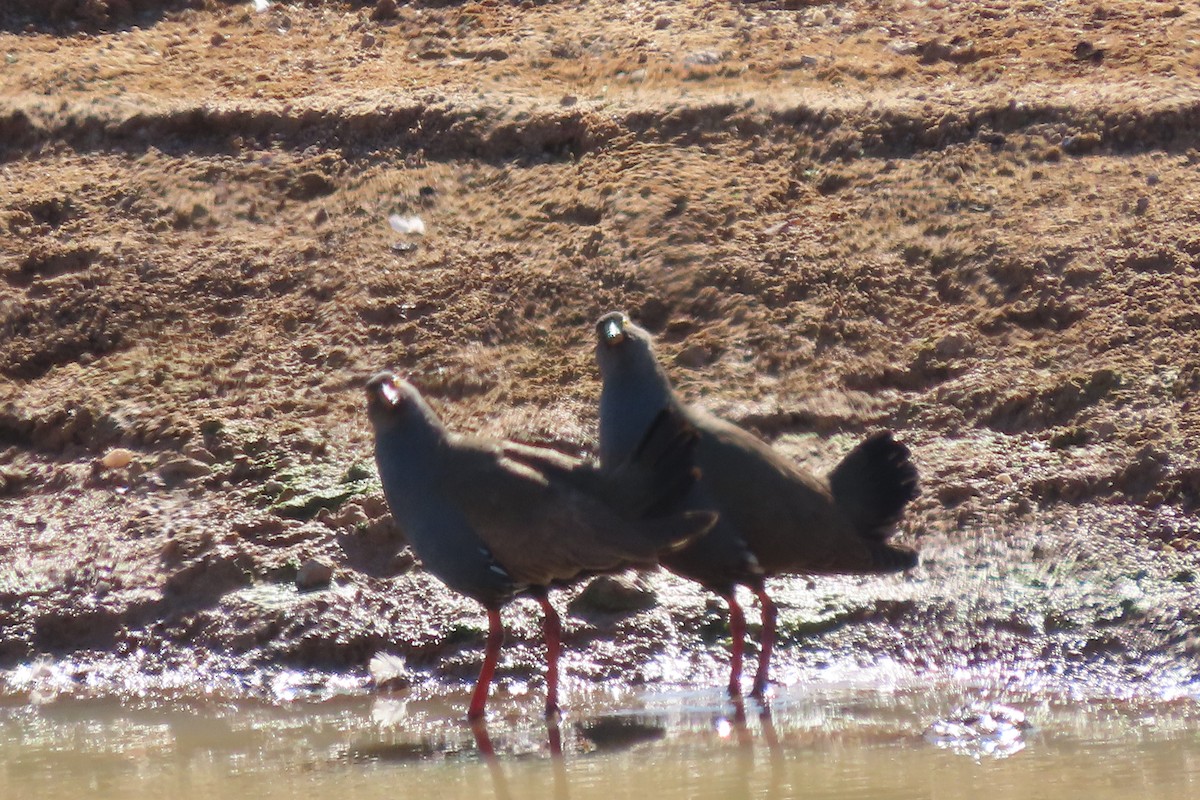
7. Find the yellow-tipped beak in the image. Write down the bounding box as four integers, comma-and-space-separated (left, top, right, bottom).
378, 379, 402, 407
602, 318, 626, 346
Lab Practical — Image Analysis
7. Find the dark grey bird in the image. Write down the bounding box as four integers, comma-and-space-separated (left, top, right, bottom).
366, 371, 715, 720
594, 312, 919, 699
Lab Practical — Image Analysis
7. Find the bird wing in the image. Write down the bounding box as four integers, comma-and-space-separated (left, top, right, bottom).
437, 436, 691, 587
501, 406, 700, 520
694, 411, 882, 574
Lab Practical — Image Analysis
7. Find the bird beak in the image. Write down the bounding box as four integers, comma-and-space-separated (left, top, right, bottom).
366, 373, 403, 409
601, 317, 626, 347
378, 379, 402, 407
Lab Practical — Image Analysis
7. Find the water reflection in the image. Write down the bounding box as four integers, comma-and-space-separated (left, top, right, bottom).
458, 697, 803, 800
470, 721, 512, 800
3, 679, 1200, 799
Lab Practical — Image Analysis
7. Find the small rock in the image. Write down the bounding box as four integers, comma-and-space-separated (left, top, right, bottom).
210, 33, 226, 47
360, 33, 376, 50
0, 465, 29, 495
1135, 196, 1150, 215
158, 457, 213, 482
296, 557, 334, 591
390, 547, 417, 574
1062, 132, 1102, 155
683, 50, 721, 67
890, 40, 919, 55
370, 0, 399, 22
317, 503, 370, 530
288, 171, 335, 201
568, 574, 657, 617
1072, 40, 1103, 62
101, 448, 135, 469
560, 95, 578, 107
183, 445, 216, 465
934, 333, 973, 358
675, 343, 715, 369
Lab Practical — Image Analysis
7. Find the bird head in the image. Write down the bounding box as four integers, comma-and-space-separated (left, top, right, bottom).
597, 311, 629, 348
594, 311, 663, 381
365, 371, 442, 439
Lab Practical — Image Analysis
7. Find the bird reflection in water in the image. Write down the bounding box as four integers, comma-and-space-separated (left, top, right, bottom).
465, 702, 786, 800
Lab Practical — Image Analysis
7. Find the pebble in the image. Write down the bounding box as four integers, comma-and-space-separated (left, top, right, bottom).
183, 445, 216, 465
683, 50, 721, 67
370, 0, 399, 22
158, 457, 213, 481
296, 557, 334, 590
568, 574, 657, 616
675, 343, 715, 369
101, 448, 135, 469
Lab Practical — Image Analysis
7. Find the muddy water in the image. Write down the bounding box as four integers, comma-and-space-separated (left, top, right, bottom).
3, 676, 1199, 800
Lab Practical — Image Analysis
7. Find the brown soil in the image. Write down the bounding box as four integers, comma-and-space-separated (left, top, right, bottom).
2, 0, 1200, 704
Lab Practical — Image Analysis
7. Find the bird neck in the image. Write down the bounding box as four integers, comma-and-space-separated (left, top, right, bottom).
598, 364, 677, 465
372, 425, 444, 512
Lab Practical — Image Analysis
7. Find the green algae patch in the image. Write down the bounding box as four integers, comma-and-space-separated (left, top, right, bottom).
268, 463, 378, 521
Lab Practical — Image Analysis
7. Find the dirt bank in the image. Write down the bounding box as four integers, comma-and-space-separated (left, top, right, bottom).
2, 0, 1199, 704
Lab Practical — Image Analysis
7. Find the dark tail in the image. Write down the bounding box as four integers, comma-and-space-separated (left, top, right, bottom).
828, 431, 919, 541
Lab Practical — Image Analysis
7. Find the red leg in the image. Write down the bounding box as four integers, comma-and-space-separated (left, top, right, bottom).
468, 606, 505, 721
471, 718, 497, 757
723, 592, 747, 697
538, 595, 562, 718
750, 588, 777, 699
